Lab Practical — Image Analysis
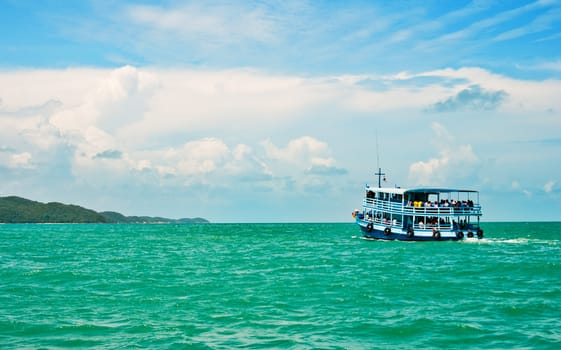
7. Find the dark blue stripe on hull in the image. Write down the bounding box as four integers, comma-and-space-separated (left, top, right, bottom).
360, 227, 459, 241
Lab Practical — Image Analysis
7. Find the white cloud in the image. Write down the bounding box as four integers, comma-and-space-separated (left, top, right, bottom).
416, 67, 561, 113
0, 67, 353, 195
117, 69, 343, 146
4, 67, 559, 159
263, 136, 329, 164
7, 152, 33, 169
2, 67, 558, 177
50, 65, 158, 135
1, 65, 561, 221
125, 3, 277, 45
429, 85, 507, 112
66, 134, 344, 192
261, 136, 345, 177
0, 147, 33, 169
533, 60, 561, 72
408, 122, 479, 186
544, 180, 556, 193
69, 137, 231, 185
176, 138, 230, 176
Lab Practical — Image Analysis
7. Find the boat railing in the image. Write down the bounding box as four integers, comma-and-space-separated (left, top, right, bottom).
362, 216, 465, 231
363, 198, 482, 216
364, 216, 402, 227
405, 205, 482, 216
363, 198, 403, 213
413, 223, 453, 231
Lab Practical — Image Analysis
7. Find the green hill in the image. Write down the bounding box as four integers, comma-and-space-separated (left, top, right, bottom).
99, 211, 209, 224
0, 196, 209, 224
0, 196, 108, 223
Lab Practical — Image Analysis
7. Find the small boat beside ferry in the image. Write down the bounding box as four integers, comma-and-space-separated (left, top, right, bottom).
353, 169, 483, 241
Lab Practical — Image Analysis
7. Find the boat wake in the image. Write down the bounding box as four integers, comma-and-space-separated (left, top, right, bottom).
462, 237, 559, 245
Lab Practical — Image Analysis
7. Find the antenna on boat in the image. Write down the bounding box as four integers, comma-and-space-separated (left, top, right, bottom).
375, 130, 385, 188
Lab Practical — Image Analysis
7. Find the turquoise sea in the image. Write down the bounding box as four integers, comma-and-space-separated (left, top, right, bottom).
1, 222, 560, 349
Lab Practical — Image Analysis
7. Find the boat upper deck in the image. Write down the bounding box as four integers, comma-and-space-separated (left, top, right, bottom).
363, 186, 482, 217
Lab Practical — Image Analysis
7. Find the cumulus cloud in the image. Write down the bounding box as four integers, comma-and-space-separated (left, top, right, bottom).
2, 65, 560, 218
50, 65, 158, 135
429, 85, 508, 112
0, 147, 34, 169
417, 67, 561, 113
0, 99, 62, 117
0, 66, 353, 197
9, 152, 34, 169
175, 138, 230, 176
259, 136, 348, 193
263, 136, 329, 164
68, 135, 346, 193
2, 66, 558, 157
262, 136, 346, 176
69, 136, 275, 189
408, 123, 479, 186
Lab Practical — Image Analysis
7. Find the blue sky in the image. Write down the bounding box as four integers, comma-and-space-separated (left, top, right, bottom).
1, 0, 560, 222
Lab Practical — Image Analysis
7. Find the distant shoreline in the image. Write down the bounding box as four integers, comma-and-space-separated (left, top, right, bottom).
0, 196, 209, 224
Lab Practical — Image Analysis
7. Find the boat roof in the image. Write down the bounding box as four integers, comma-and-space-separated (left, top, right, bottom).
365, 186, 478, 194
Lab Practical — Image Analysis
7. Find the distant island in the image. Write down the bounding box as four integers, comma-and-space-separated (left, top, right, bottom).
0, 196, 209, 224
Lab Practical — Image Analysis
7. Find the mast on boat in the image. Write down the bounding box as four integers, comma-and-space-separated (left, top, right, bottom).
374, 130, 385, 188
375, 168, 386, 188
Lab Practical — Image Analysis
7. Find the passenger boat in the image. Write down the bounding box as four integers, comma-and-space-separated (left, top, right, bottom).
353, 169, 483, 241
